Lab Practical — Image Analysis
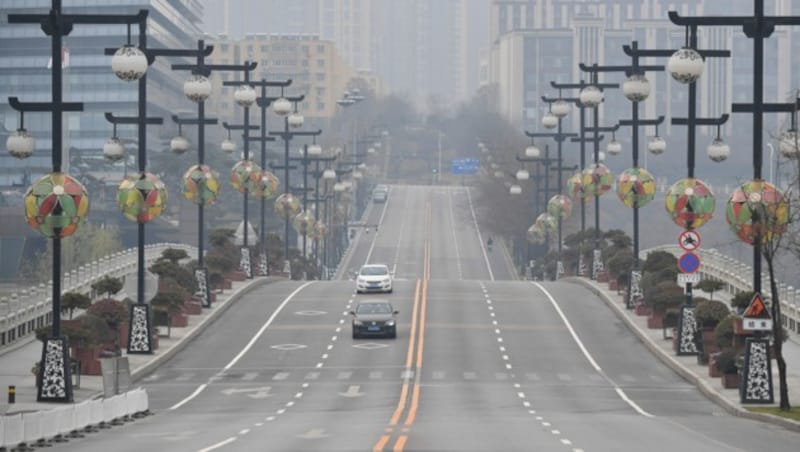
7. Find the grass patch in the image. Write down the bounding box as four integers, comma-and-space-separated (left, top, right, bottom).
746, 406, 800, 422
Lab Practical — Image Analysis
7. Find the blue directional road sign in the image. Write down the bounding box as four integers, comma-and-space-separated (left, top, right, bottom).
677, 252, 700, 274
451, 157, 479, 175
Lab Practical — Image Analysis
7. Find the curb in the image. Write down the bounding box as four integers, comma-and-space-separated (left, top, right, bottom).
129, 276, 278, 382
567, 276, 800, 432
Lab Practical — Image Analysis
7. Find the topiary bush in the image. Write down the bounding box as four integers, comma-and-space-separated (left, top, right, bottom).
714, 314, 737, 350
731, 290, 756, 314
91, 275, 124, 299
61, 291, 91, 320
714, 349, 739, 375
87, 298, 128, 330
646, 281, 684, 313
695, 299, 730, 329
151, 278, 189, 314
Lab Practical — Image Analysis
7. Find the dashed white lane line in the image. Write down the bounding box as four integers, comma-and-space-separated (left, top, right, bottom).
277, 409, 286, 415
551, 430, 560, 435
322, 354, 329, 359
517, 392, 526, 399
495, 329, 501, 334
327, 344, 334, 350
254, 423, 263, 427
266, 416, 276, 422
339, 319, 345, 324
302, 383, 309, 388
239, 429, 250, 435
316, 362, 323, 368
197, 437, 237, 452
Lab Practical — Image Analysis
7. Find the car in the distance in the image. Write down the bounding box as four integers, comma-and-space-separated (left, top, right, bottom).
372, 185, 389, 203
356, 264, 393, 293
351, 300, 398, 338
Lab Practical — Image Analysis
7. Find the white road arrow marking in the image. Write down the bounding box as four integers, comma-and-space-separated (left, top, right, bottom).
221, 386, 272, 399
339, 385, 365, 398
297, 428, 329, 440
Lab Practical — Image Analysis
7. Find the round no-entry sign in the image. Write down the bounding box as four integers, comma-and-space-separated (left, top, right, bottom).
678, 252, 700, 274
678, 230, 701, 251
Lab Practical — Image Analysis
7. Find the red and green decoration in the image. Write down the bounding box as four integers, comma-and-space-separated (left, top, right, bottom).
230, 160, 263, 193
181, 164, 220, 205
547, 194, 572, 220
664, 177, 715, 229
527, 213, 556, 244
566, 172, 587, 201
726, 179, 789, 245
581, 163, 613, 197
615, 167, 656, 208
309, 221, 328, 240
274, 193, 302, 218
292, 212, 316, 236
24, 172, 89, 238
117, 172, 168, 224
256, 170, 280, 199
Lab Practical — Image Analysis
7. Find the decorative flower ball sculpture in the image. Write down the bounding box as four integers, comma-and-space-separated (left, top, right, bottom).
615, 167, 656, 208
310, 221, 328, 240
274, 193, 302, 218
181, 164, 220, 205
547, 194, 573, 220
230, 160, 263, 193
24, 172, 89, 238
664, 177, 715, 229
726, 179, 789, 245
566, 172, 586, 201
256, 170, 281, 199
527, 213, 556, 244
117, 172, 167, 224
293, 212, 316, 236
581, 163, 613, 197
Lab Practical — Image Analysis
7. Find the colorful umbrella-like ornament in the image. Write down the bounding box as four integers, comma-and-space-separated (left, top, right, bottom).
117, 172, 167, 224
230, 160, 263, 194
181, 164, 220, 205
581, 163, 613, 197
527, 213, 556, 245
274, 193, 302, 218
726, 179, 789, 245
547, 194, 573, 220
24, 172, 89, 238
255, 170, 280, 199
566, 171, 587, 202
615, 167, 656, 208
293, 211, 317, 236
664, 177, 715, 229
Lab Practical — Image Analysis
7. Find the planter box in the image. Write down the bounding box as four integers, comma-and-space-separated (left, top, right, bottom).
635, 304, 652, 317
226, 271, 246, 282
596, 271, 609, 283
183, 300, 202, 315
73, 346, 102, 376
647, 313, 664, 329
118, 322, 129, 349
708, 352, 722, 378
721, 373, 740, 389
170, 312, 189, 328
608, 280, 618, 291
223, 279, 233, 290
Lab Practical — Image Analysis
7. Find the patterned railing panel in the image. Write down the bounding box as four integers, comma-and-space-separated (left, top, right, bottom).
641, 245, 800, 339
0, 243, 197, 350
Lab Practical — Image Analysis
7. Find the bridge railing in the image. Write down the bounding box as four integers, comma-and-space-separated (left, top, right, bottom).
0, 243, 197, 352
641, 245, 799, 339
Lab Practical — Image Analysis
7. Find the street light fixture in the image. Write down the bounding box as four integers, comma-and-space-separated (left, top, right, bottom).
111, 44, 148, 81
707, 125, 731, 162
606, 131, 622, 156
183, 74, 212, 102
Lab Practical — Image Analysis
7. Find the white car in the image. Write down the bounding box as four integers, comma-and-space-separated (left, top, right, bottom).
356, 264, 393, 294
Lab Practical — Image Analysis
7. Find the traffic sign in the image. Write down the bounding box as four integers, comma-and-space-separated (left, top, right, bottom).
677, 252, 700, 274
743, 292, 773, 331
677, 273, 701, 285
678, 230, 701, 251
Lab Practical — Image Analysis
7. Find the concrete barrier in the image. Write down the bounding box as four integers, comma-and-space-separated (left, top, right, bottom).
3, 413, 23, 450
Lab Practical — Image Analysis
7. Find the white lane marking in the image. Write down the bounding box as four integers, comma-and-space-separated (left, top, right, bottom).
562, 439, 572, 445
322, 353, 329, 359
514, 383, 521, 388
542, 422, 551, 427
492, 321, 498, 326
528, 410, 536, 414
517, 392, 526, 398
277, 409, 286, 415
337, 371, 353, 380
254, 423, 263, 427
197, 437, 237, 452
447, 186, 464, 280
327, 344, 334, 350
495, 329, 501, 334
266, 416, 276, 421
273, 372, 290, 381
490, 312, 495, 317
171, 282, 313, 411
532, 282, 655, 418
502, 355, 509, 361
295, 392, 303, 398
316, 362, 323, 368
364, 186, 392, 265
523, 401, 531, 407
505, 364, 512, 370
551, 430, 560, 435
302, 382, 310, 388
466, 187, 494, 281
339, 319, 345, 324
287, 401, 295, 407
239, 429, 250, 435
499, 346, 506, 352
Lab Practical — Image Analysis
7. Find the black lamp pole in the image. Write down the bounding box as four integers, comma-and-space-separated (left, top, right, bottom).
516, 148, 559, 279
526, 106, 577, 279
8, 2, 145, 403
246, 79, 292, 276
577, 50, 665, 308
622, 36, 729, 358
667, 0, 800, 406
551, 80, 617, 276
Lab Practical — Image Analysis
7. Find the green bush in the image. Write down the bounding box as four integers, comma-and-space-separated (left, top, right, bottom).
714, 315, 738, 350
647, 281, 684, 313
664, 309, 680, 328
91, 275, 124, 299
160, 248, 189, 264
87, 298, 128, 330
714, 349, 739, 374
151, 278, 188, 314
150, 259, 198, 294
695, 299, 730, 329
642, 251, 676, 274
695, 279, 725, 300
61, 291, 91, 320
61, 314, 110, 347
731, 290, 756, 312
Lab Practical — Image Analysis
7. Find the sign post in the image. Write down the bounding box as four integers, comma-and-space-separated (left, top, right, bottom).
675, 243, 701, 356
740, 293, 774, 404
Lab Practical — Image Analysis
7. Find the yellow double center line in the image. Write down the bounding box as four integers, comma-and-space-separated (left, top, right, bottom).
374, 200, 431, 452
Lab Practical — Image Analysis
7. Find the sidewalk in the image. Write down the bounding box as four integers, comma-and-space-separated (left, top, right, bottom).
0, 276, 277, 416
572, 277, 800, 432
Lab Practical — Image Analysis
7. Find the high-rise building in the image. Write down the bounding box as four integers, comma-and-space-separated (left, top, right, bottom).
0, 0, 204, 188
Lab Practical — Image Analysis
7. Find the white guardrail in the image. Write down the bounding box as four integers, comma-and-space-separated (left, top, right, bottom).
641, 245, 800, 339
0, 388, 149, 449
0, 243, 197, 351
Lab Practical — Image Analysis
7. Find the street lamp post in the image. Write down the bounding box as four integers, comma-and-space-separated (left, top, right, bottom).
667, 1, 800, 405
577, 49, 665, 308
526, 98, 577, 279
7, 3, 146, 402
622, 36, 730, 358
551, 80, 617, 276
245, 79, 292, 276
516, 144, 559, 279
